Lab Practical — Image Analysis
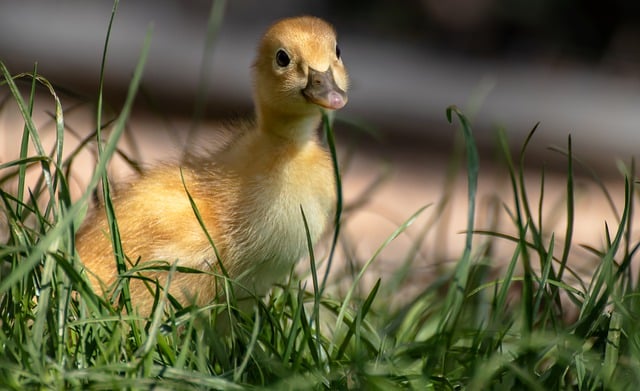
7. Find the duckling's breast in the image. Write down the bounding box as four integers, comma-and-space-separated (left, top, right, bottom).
223, 140, 336, 293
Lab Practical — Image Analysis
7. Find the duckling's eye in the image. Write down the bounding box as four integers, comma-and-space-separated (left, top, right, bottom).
336, 44, 341, 59
276, 49, 290, 67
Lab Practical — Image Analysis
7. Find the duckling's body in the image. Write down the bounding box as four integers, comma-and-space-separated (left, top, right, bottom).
76, 16, 348, 312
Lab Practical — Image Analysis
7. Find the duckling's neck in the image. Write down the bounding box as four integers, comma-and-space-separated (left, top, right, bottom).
257, 108, 322, 145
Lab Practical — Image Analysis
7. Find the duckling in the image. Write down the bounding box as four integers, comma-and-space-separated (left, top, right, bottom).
76, 16, 349, 314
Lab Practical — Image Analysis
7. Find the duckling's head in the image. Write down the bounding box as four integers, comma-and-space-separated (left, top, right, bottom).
253, 16, 349, 122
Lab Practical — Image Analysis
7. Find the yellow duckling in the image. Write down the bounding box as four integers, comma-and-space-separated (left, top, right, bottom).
76, 16, 349, 313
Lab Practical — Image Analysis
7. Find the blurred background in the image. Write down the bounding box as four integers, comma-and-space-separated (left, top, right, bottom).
2, 0, 639, 162
1, 0, 639, 283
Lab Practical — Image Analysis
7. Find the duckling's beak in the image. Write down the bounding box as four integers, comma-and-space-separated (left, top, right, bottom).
302, 67, 347, 110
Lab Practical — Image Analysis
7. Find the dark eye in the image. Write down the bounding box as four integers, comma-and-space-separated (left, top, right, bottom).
276, 49, 290, 67
336, 44, 341, 59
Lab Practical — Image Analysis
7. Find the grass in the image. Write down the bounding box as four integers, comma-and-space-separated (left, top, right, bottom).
1, 3, 640, 390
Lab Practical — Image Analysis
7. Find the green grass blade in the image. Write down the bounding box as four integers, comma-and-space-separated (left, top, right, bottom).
622, 159, 635, 269
548, 145, 621, 221
492, 243, 521, 324
497, 126, 535, 333
297, 295, 321, 368
335, 278, 380, 360
603, 310, 622, 383
320, 111, 343, 296
300, 206, 323, 367
557, 135, 574, 283
136, 260, 179, 358
15, 64, 38, 218
577, 177, 631, 330
95, 0, 120, 154
330, 205, 427, 354
282, 284, 306, 365
0, 62, 55, 217
234, 307, 260, 382
179, 169, 225, 278
93, 0, 140, 328
532, 233, 554, 321
517, 123, 545, 253
437, 105, 479, 334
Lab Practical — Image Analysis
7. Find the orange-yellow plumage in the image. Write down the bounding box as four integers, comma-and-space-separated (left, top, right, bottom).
76, 16, 349, 313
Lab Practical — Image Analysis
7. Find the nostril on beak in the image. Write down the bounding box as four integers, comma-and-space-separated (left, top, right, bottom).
302, 67, 347, 110
310, 72, 323, 86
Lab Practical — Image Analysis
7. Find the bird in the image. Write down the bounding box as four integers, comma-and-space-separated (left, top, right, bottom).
76, 16, 349, 315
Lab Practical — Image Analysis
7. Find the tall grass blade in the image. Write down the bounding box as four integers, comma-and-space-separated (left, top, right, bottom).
0, 62, 55, 216
234, 307, 260, 382
437, 105, 479, 334
179, 169, 223, 265
15, 64, 38, 218
557, 135, 574, 283
93, 0, 140, 327
300, 206, 323, 367
334, 278, 380, 360
497, 126, 535, 332
330, 205, 427, 353
320, 111, 342, 295
577, 177, 631, 330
